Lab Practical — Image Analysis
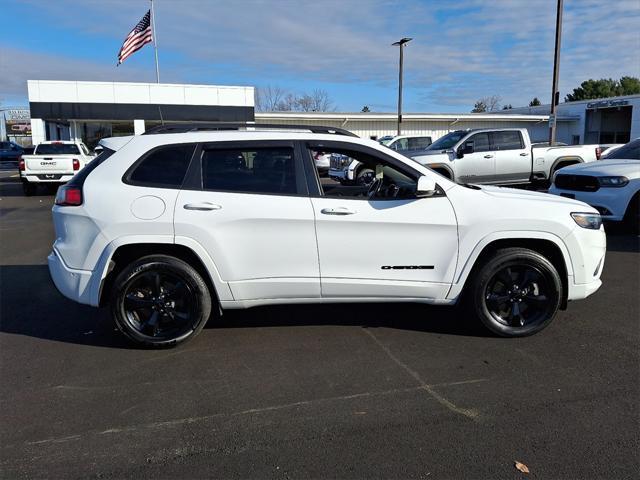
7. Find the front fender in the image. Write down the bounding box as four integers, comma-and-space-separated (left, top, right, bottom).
446, 230, 574, 301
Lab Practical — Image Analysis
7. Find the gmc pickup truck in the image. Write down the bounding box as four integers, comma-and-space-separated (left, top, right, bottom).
19, 141, 94, 195
411, 128, 601, 186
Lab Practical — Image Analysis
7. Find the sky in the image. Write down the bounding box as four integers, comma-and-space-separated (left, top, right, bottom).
0, 0, 639, 113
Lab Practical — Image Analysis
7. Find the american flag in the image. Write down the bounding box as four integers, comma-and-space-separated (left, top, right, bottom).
117, 10, 153, 65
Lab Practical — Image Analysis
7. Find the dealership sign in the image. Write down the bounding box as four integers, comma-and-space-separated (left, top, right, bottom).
3, 109, 31, 136
587, 99, 629, 110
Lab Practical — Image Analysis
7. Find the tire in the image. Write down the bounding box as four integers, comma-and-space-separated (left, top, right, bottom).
22, 182, 36, 196
468, 248, 562, 337
111, 255, 213, 348
622, 192, 640, 233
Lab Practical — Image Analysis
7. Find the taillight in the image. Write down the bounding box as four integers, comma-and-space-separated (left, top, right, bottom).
595, 147, 602, 160
72, 159, 80, 171
18, 156, 25, 171
55, 186, 82, 206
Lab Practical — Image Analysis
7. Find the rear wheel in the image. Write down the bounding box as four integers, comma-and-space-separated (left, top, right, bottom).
469, 248, 562, 337
22, 182, 36, 196
111, 255, 212, 348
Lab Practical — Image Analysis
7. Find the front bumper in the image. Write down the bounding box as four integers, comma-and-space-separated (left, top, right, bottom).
563, 225, 606, 301
549, 186, 627, 221
48, 248, 96, 306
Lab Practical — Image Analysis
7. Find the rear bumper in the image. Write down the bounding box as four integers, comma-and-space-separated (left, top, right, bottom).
22, 173, 74, 183
48, 248, 97, 306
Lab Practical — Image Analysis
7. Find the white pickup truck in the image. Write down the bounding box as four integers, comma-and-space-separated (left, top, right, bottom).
19, 141, 94, 195
410, 128, 601, 186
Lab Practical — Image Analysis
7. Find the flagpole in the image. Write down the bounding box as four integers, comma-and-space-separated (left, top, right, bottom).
150, 0, 160, 83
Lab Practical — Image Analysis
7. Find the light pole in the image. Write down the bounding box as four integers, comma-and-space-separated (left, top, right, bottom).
549, 0, 563, 145
392, 37, 412, 136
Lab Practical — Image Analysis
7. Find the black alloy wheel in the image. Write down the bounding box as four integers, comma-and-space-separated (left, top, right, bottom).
112, 255, 212, 347
485, 265, 554, 328
470, 248, 562, 337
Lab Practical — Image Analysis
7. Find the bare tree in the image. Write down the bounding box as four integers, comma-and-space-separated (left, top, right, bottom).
309, 89, 334, 112
256, 86, 336, 112
255, 86, 286, 112
472, 95, 502, 112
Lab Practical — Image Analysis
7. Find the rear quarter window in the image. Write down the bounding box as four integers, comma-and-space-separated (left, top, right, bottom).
125, 144, 196, 188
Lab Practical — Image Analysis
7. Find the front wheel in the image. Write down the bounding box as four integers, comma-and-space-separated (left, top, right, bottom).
469, 248, 562, 337
111, 255, 213, 347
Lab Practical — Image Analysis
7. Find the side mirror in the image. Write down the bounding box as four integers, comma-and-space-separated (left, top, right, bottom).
460, 141, 475, 157
416, 176, 437, 197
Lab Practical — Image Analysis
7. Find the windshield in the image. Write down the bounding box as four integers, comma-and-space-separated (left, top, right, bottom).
606, 139, 640, 160
35, 143, 80, 155
378, 136, 394, 146
426, 131, 467, 151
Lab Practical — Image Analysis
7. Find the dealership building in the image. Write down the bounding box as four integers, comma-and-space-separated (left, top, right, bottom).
3, 80, 638, 148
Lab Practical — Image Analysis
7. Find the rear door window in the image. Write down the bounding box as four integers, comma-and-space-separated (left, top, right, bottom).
491, 131, 524, 150
202, 147, 299, 195
126, 144, 196, 188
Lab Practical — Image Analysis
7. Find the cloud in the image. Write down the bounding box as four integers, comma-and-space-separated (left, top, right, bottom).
0, 44, 163, 99
3, 0, 639, 111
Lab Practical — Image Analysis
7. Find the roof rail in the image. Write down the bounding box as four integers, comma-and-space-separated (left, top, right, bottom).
142, 122, 358, 137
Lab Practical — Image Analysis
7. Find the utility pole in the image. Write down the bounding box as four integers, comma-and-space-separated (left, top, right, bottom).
549, 0, 563, 145
392, 38, 412, 136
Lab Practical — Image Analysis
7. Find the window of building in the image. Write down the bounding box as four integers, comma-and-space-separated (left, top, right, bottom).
202, 147, 298, 195
491, 131, 524, 150
127, 144, 196, 188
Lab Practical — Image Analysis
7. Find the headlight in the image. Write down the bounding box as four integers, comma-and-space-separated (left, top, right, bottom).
598, 176, 629, 187
571, 212, 602, 230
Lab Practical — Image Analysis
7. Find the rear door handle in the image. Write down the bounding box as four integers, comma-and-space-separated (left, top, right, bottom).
520, 152, 529, 156
321, 207, 356, 216
484, 155, 494, 159
183, 202, 222, 211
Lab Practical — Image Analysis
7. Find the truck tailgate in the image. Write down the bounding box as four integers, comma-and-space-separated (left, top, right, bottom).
23, 155, 76, 172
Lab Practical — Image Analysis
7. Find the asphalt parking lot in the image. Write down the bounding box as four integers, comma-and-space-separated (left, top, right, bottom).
1, 168, 639, 479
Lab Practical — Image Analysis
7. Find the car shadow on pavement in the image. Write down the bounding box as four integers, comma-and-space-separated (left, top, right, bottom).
0, 265, 488, 350
0, 175, 58, 198
0, 265, 130, 349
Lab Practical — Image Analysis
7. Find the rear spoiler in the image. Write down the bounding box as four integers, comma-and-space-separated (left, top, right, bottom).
98, 136, 134, 152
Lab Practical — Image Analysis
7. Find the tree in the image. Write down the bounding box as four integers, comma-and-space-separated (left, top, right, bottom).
255, 86, 286, 112
564, 76, 640, 102
472, 95, 501, 112
529, 97, 541, 106
502, 104, 513, 110
471, 100, 487, 113
361, 106, 370, 112
255, 86, 336, 112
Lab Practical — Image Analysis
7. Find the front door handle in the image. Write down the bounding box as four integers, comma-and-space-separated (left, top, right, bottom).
520, 152, 529, 156
184, 202, 222, 211
321, 207, 356, 216
484, 155, 494, 159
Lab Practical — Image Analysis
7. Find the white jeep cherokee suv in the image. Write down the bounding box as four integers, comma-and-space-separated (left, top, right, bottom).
48, 124, 606, 347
